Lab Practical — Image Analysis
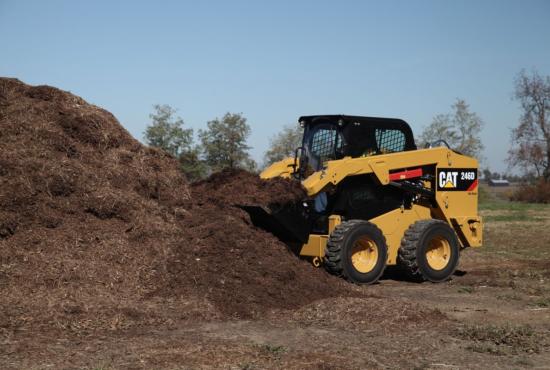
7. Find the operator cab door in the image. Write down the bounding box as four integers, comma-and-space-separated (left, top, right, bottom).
305, 123, 344, 171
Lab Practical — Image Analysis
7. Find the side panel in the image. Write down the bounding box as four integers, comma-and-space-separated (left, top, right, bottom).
434, 158, 482, 247
434, 160, 479, 220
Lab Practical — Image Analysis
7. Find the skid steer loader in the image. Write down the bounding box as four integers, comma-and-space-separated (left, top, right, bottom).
244, 115, 482, 284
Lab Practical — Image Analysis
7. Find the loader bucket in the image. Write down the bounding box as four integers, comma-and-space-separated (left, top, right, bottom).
240, 203, 311, 245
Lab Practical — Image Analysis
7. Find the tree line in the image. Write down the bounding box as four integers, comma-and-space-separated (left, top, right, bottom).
144, 69, 549, 185
143, 107, 302, 181
143, 108, 256, 180
420, 69, 549, 184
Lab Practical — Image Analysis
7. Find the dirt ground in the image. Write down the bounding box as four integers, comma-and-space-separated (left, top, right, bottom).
2, 188, 550, 370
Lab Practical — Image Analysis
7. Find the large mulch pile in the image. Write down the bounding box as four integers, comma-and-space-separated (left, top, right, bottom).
0, 78, 352, 336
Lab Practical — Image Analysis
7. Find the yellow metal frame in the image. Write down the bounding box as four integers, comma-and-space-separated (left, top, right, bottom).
300, 215, 341, 257
261, 146, 483, 264
260, 157, 296, 179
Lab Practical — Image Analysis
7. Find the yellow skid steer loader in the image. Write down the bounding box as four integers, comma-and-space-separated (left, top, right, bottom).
244, 115, 482, 284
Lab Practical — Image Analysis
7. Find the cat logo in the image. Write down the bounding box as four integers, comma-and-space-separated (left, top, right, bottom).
436, 168, 478, 192
439, 171, 458, 189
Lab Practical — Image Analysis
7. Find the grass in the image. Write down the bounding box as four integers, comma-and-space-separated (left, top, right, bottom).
483, 213, 544, 222
259, 344, 287, 355
529, 297, 550, 308
456, 324, 542, 355
496, 292, 523, 302
480, 197, 549, 216
465, 342, 504, 355
478, 185, 549, 226
479, 199, 550, 212
479, 184, 550, 212
457, 286, 475, 294
255, 343, 288, 361
476, 185, 550, 260
479, 222, 550, 259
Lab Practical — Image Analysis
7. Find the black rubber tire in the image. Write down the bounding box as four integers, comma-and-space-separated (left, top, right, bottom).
324, 220, 388, 284
397, 219, 460, 282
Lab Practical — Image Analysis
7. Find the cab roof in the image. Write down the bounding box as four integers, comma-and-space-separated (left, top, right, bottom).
298, 114, 416, 151
299, 114, 412, 130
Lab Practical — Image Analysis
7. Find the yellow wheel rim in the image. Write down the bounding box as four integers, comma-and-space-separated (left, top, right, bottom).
425, 236, 451, 270
351, 237, 378, 273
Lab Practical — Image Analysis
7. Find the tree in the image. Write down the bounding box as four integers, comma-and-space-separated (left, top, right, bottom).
144, 104, 207, 181
178, 147, 208, 181
263, 124, 303, 166
144, 104, 193, 157
482, 168, 492, 181
419, 99, 485, 159
199, 112, 255, 171
508, 70, 550, 181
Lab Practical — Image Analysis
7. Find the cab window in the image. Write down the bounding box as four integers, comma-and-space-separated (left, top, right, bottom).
310, 127, 343, 163
375, 128, 406, 153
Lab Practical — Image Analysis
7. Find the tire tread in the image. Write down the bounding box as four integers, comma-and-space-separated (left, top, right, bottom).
324, 220, 387, 284
397, 219, 458, 282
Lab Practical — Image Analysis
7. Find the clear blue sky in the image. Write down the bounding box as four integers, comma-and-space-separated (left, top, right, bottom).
1, 0, 549, 171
